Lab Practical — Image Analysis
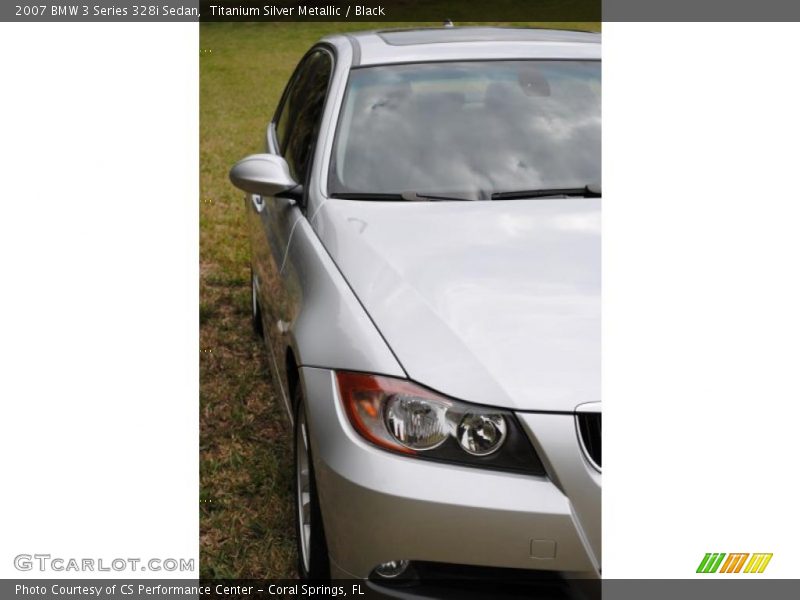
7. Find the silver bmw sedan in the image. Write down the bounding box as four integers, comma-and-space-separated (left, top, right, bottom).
230, 27, 601, 587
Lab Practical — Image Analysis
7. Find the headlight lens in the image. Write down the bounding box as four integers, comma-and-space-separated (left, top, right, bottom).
457, 413, 507, 456
335, 371, 545, 475
384, 394, 449, 450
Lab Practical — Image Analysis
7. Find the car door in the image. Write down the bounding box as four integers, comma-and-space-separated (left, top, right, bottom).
248, 48, 333, 408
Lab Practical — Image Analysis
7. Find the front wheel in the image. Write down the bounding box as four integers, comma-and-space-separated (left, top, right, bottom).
294, 388, 331, 579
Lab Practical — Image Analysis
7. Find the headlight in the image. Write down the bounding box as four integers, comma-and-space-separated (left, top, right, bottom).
335, 371, 545, 475
384, 394, 449, 450
457, 413, 507, 456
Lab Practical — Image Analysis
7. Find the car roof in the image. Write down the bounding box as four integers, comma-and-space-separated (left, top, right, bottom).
325, 27, 601, 67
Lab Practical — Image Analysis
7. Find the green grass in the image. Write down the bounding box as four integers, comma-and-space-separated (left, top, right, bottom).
199, 20, 600, 579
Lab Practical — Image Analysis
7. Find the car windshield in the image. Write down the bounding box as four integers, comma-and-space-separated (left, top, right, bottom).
329, 60, 600, 200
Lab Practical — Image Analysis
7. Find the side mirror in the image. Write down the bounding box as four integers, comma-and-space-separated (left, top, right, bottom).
229, 153, 298, 197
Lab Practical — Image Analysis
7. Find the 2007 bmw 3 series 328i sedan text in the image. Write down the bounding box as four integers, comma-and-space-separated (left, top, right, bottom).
229, 27, 600, 588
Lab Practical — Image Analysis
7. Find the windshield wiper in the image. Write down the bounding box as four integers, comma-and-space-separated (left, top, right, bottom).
400, 191, 473, 202
330, 191, 473, 202
329, 192, 406, 201
491, 184, 601, 201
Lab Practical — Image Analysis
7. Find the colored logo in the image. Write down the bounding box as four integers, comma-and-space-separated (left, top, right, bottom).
697, 553, 772, 574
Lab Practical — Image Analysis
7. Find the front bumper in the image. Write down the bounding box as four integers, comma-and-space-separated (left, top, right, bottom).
300, 367, 600, 580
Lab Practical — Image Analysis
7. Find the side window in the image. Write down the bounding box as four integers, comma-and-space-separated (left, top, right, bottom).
279, 51, 333, 184
274, 71, 297, 150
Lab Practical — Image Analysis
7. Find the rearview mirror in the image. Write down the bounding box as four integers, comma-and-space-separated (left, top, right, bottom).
229, 153, 298, 197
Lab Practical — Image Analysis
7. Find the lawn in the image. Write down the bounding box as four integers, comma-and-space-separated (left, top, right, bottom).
199, 20, 600, 579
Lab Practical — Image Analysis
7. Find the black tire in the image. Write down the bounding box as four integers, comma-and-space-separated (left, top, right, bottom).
250, 267, 264, 338
293, 387, 331, 580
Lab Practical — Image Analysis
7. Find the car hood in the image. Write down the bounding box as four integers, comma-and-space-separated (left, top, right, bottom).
312, 198, 599, 412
